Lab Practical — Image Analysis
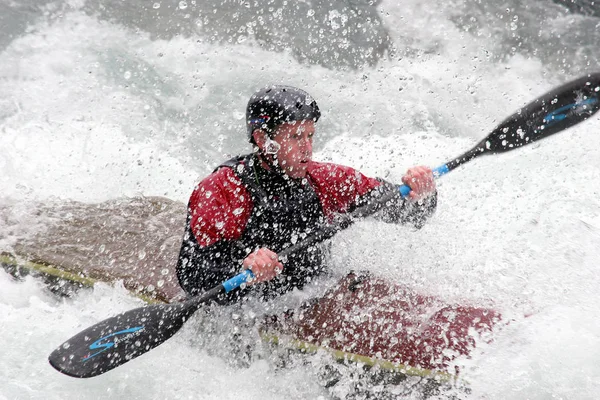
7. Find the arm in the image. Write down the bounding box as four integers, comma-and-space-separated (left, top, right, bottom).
353, 178, 437, 229
178, 232, 286, 306
308, 162, 436, 229
176, 168, 254, 303
177, 235, 242, 299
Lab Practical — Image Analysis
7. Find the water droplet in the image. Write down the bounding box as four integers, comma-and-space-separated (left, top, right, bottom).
232, 207, 243, 216
179, 1, 187, 9
153, 2, 161, 9
124, 71, 131, 80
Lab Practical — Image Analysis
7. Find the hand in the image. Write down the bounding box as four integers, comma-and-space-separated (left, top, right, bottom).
401, 166, 436, 201
242, 247, 284, 285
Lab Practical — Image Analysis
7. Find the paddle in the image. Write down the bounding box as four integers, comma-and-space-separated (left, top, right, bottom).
48, 72, 600, 379
398, 73, 600, 196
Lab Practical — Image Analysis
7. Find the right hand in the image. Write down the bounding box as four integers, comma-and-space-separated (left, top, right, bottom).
242, 247, 284, 285
401, 166, 436, 201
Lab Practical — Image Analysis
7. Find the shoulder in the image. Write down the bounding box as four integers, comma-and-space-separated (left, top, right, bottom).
188, 166, 250, 214
308, 161, 357, 181
307, 161, 380, 190
187, 165, 253, 245
192, 167, 244, 198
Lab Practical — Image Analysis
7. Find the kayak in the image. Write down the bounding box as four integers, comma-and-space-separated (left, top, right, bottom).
0, 196, 500, 383
260, 272, 499, 382
0, 196, 187, 303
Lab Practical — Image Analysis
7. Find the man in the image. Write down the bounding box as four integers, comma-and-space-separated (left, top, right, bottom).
177, 85, 437, 303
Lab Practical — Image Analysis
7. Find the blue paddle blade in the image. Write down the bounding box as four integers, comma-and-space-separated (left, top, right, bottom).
399, 73, 600, 195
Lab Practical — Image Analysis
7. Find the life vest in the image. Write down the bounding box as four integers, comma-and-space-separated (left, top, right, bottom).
179, 154, 329, 300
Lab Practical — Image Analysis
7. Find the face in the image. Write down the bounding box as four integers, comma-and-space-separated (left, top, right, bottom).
269, 120, 315, 179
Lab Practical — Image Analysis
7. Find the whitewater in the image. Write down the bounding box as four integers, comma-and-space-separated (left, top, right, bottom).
1, 0, 600, 398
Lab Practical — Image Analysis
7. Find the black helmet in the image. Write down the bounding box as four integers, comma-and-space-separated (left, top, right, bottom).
246, 85, 321, 143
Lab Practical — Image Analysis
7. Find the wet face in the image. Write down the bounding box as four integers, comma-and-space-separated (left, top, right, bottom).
270, 120, 315, 179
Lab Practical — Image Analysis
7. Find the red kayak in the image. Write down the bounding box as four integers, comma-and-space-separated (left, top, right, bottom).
261, 271, 501, 379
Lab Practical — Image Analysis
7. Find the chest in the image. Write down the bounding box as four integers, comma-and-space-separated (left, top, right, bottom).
241, 181, 325, 250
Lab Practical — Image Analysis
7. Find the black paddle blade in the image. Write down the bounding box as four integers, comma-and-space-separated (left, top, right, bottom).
482, 73, 600, 153
445, 73, 600, 171
48, 301, 198, 378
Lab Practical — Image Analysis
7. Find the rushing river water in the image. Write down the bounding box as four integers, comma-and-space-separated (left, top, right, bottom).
1, 0, 600, 398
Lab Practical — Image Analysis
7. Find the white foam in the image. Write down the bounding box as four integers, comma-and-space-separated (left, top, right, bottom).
1, 5, 600, 399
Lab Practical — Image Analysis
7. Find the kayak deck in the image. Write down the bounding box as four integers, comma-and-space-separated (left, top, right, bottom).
0, 196, 187, 303
261, 272, 500, 380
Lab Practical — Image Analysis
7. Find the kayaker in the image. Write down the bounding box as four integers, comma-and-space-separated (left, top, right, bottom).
176, 85, 437, 303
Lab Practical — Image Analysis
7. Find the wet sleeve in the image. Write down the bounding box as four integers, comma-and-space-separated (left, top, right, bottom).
177, 235, 250, 304
350, 179, 437, 229
176, 168, 254, 304
309, 162, 437, 229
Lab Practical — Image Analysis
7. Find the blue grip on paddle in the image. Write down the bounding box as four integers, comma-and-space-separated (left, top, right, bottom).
433, 164, 450, 178
398, 164, 449, 198
223, 270, 255, 293
398, 184, 411, 198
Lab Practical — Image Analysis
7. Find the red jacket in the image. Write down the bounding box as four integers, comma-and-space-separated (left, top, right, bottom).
188, 160, 382, 247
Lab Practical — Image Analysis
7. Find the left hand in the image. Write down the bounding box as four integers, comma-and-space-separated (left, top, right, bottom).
242, 247, 283, 285
402, 166, 436, 201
